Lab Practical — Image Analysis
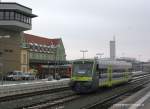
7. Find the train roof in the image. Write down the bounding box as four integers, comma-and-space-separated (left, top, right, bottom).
73, 59, 94, 63
97, 59, 132, 69
73, 58, 132, 69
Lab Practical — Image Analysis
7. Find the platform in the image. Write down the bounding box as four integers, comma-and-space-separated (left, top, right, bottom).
110, 82, 150, 109
0, 78, 70, 97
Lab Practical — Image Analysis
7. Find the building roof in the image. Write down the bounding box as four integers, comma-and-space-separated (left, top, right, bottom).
24, 33, 61, 46
0, 2, 37, 17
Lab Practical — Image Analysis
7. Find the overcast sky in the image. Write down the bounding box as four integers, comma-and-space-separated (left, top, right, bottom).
4, 0, 150, 61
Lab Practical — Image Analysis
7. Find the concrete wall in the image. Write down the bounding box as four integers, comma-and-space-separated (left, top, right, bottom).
56, 39, 66, 61
0, 29, 22, 73
21, 48, 29, 72
0, 21, 31, 31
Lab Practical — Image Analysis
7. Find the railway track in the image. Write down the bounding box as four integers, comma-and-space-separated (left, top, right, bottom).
81, 77, 150, 109
26, 94, 80, 109
23, 73, 150, 109
0, 73, 149, 109
0, 89, 75, 109
0, 86, 70, 102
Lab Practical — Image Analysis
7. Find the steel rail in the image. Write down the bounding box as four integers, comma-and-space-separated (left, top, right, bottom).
0, 73, 148, 99
0, 86, 70, 102
24, 75, 150, 109
0, 73, 149, 109
81, 77, 150, 109
0, 89, 75, 109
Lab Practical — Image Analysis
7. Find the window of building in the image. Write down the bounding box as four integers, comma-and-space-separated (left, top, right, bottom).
37, 53, 39, 59
0, 11, 31, 24
23, 54, 27, 64
39, 54, 41, 60
15, 13, 20, 21
24, 16, 27, 23
20, 14, 24, 22
10, 11, 15, 20
29, 18, 31, 24
5, 11, 10, 20
46, 54, 48, 60
0, 11, 4, 20
9, 49, 13, 52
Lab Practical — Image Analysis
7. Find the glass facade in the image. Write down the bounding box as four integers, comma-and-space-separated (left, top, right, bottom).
0, 10, 31, 24
29, 52, 55, 60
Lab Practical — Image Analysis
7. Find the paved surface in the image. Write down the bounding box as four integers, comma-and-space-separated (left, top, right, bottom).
0, 78, 70, 98
140, 97, 150, 109
0, 78, 69, 86
110, 82, 150, 109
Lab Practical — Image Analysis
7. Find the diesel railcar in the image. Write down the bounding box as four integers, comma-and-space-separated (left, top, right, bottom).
70, 59, 132, 93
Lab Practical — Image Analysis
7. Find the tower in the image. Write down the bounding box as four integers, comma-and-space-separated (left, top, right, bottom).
0, 2, 37, 73
110, 36, 116, 60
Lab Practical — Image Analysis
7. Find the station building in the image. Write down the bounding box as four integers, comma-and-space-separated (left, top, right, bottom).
0, 2, 70, 78
22, 33, 68, 78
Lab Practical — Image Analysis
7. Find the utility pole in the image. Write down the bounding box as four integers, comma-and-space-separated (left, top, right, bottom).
80, 50, 88, 59
54, 47, 57, 79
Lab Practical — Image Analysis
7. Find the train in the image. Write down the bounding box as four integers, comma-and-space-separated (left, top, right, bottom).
70, 58, 132, 93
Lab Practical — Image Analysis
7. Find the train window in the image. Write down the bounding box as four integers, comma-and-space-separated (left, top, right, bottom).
99, 69, 107, 74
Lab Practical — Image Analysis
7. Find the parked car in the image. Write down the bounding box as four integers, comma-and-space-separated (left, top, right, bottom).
6, 71, 35, 81
24, 72, 35, 80
6, 71, 25, 81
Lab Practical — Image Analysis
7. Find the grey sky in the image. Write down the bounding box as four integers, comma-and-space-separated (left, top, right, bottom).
4, 0, 150, 61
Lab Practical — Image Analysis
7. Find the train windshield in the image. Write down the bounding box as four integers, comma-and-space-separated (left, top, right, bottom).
73, 62, 93, 76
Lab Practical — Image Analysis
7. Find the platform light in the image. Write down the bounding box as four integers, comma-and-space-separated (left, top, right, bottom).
80, 50, 88, 60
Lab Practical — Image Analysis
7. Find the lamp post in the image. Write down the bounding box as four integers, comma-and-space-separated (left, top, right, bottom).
0, 35, 10, 85
52, 46, 57, 79
48, 60, 50, 75
80, 50, 88, 59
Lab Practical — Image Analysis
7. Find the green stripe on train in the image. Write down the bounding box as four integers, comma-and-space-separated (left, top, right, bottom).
106, 66, 129, 87
107, 65, 112, 86
124, 69, 129, 81
71, 76, 92, 81
99, 79, 128, 87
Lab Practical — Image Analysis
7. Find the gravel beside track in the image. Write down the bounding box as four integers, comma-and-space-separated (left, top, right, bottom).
0, 89, 74, 109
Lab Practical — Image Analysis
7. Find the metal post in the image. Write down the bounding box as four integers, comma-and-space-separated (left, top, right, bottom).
48, 61, 50, 75
54, 47, 57, 79
80, 50, 88, 59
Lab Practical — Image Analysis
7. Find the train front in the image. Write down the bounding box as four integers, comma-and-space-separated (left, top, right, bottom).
70, 59, 96, 93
